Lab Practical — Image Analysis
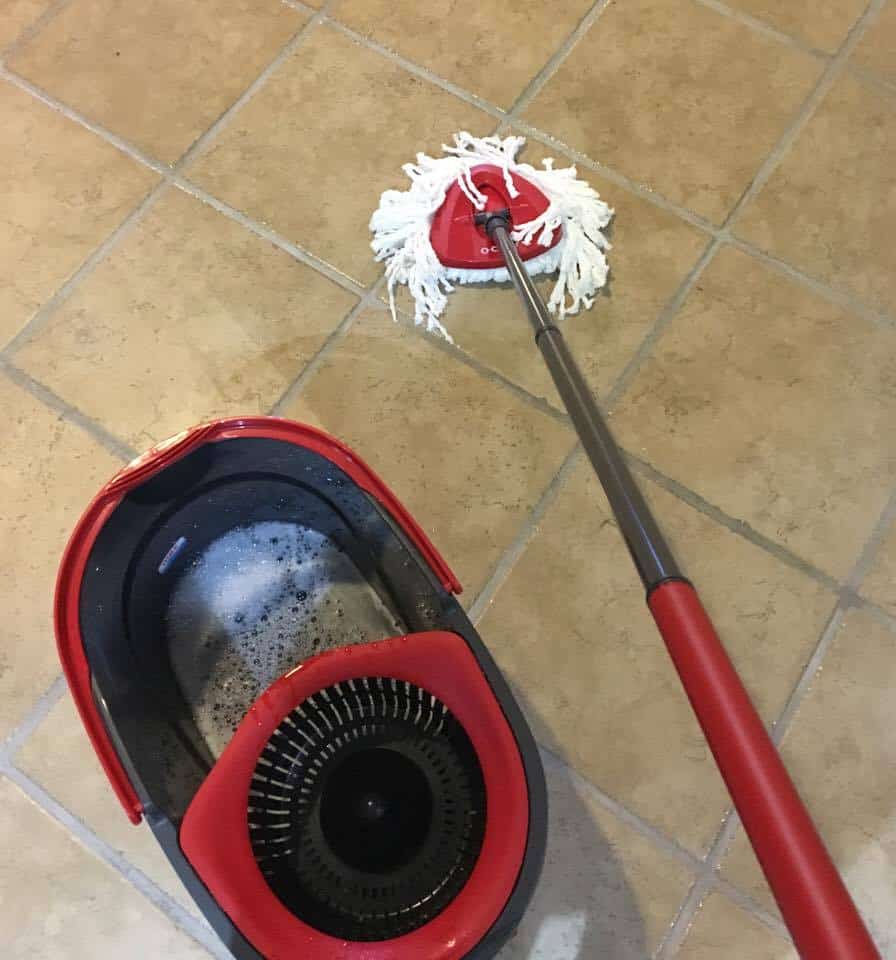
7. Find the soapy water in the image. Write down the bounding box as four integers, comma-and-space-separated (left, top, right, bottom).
167, 521, 405, 756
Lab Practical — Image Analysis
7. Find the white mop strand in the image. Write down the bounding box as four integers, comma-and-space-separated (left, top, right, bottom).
370, 132, 613, 341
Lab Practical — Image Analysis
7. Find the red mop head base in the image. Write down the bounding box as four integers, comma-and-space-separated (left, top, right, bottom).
430, 164, 561, 270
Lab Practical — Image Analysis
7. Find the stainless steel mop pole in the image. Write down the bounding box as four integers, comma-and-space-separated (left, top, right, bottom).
489, 218, 680, 590
486, 213, 881, 960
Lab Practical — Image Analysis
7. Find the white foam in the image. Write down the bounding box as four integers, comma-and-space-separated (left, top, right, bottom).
166, 521, 404, 755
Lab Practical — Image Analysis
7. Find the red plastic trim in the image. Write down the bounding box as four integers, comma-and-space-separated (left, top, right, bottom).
55, 494, 144, 823
648, 580, 880, 959
430, 165, 561, 270
109, 419, 461, 595
180, 631, 529, 960
54, 418, 463, 825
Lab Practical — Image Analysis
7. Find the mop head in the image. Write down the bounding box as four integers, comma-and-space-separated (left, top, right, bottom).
370, 132, 613, 342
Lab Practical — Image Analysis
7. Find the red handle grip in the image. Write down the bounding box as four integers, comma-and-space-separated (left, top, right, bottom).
648, 580, 879, 959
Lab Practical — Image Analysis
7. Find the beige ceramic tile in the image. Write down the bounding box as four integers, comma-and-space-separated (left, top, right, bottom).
478, 457, 834, 853
722, 0, 865, 52
722, 608, 896, 953
678, 892, 796, 959
395, 174, 708, 407
16, 693, 197, 915
0, 0, 56, 50
330, 0, 593, 109
8, 0, 304, 163
524, 0, 822, 223
853, 1, 896, 85
613, 246, 896, 580
190, 25, 491, 285
15, 188, 356, 450
0, 83, 157, 349
860, 521, 896, 615
499, 760, 694, 958
0, 375, 122, 739
281, 310, 575, 596
0, 778, 210, 958
736, 74, 896, 315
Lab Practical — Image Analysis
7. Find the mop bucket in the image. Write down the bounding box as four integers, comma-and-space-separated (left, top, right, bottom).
55, 417, 546, 960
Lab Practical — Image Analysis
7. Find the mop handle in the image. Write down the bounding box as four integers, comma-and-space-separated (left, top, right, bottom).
487, 217, 880, 959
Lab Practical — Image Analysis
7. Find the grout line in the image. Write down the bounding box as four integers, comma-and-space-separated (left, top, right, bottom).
656, 868, 796, 954
424, 337, 569, 427
169, 176, 367, 297
1, 360, 137, 461
321, 16, 505, 120
173, 4, 331, 171
268, 280, 382, 415
625, 455, 842, 593
0, 0, 74, 61
0, 765, 227, 959
844, 594, 896, 633
541, 742, 791, 950
0, 676, 66, 762
842, 0, 896, 97
714, 877, 791, 937
390, 306, 572, 428
721, 0, 888, 233
657, 762, 771, 955
1, 179, 171, 358
844, 487, 896, 591
467, 445, 582, 624
692, 0, 832, 59
539, 744, 709, 879
0, 67, 172, 174
847, 61, 896, 98
508, 118, 721, 236
850, 594, 896, 631
502, 0, 613, 120
726, 237, 895, 328
301, 275, 574, 438
656, 873, 716, 958
770, 603, 844, 746
657, 800, 755, 958
605, 235, 722, 409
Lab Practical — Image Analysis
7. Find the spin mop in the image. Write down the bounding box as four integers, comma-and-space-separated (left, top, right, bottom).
371, 132, 880, 960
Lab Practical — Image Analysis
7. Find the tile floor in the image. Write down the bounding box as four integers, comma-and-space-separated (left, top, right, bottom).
0, 0, 893, 956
